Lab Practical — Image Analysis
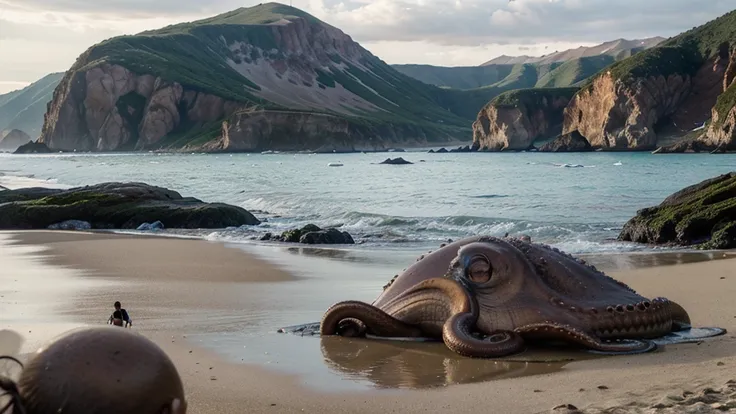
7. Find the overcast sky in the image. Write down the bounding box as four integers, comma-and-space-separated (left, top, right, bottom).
1, 0, 734, 93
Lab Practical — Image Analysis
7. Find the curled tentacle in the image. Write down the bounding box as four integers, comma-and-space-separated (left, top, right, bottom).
320, 300, 423, 338
381, 277, 526, 358
443, 313, 525, 358
515, 323, 657, 355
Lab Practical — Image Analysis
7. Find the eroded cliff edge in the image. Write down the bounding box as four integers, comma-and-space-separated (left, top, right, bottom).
471, 88, 577, 151
560, 10, 736, 151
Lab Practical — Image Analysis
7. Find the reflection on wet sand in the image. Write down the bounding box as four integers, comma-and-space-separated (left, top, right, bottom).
581, 250, 736, 272
280, 243, 735, 273
318, 335, 600, 389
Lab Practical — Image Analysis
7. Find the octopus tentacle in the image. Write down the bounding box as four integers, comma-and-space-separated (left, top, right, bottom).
319, 300, 423, 338
381, 278, 525, 358
515, 323, 657, 355
443, 312, 525, 358
667, 299, 692, 331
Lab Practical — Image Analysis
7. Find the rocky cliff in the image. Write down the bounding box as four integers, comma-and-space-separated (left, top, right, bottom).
698, 77, 736, 151
561, 10, 736, 151
472, 88, 577, 151
42, 64, 240, 151
188, 109, 445, 153
38, 3, 495, 153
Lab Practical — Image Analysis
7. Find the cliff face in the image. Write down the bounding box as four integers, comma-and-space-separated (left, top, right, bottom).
562, 73, 691, 150
40, 64, 237, 151
561, 10, 736, 151
472, 89, 575, 151
698, 52, 736, 151
190, 110, 440, 153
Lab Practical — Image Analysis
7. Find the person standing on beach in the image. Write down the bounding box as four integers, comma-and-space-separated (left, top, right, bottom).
108, 301, 133, 327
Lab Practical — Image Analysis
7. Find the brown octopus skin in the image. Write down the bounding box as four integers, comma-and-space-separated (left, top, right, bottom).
320, 235, 693, 358
12, 326, 187, 414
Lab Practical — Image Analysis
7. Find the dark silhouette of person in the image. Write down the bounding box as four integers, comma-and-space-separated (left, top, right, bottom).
108, 301, 133, 327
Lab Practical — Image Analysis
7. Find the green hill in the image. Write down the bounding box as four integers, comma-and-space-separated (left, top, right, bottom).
0, 73, 63, 137
41, 2, 500, 152
590, 10, 736, 86
535, 56, 615, 88
391, 37, 665, 92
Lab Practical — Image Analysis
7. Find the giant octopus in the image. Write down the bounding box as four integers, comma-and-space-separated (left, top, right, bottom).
306, 235, 726, 358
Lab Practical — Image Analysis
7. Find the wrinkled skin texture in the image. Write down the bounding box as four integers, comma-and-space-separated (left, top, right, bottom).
320, 235, 700, 358
1, 326, 187, 414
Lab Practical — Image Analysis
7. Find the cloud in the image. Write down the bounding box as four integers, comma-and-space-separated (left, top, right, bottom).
2, 0, 734, 46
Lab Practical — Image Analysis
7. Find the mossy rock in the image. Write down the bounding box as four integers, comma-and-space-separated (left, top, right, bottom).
277, 224, 320, 242
0, 182, 260, 229
618, 172, 736, 249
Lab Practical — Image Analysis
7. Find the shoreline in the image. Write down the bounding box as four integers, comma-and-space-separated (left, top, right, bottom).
2, 230, 736, 413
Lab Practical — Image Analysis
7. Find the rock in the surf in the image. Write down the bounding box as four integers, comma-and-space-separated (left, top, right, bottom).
618, 172, 736, 249
262, 224, 355, 245
538, 131, 593, 152
0, 182, 261, 230
379, 157, 413, 165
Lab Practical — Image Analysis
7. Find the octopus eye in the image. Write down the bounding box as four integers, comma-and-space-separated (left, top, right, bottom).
466, 255, 492, 284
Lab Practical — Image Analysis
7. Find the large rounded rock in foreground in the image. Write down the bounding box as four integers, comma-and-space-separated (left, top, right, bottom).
618, 172, 736, 249
0, 181, 260, 229
16, 326, 186, 414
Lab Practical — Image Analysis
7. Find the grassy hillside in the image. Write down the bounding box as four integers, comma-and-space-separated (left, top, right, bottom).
68, 2, 501, 145
0, 73, 63, 136
491, 87, 579, 109
393, 37, 664, 93
389, 64, 515, 90
536, 56, 615, 88
596, 10, 736, 85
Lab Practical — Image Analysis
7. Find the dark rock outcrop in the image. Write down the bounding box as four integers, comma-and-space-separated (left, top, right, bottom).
13, 141, 52, 154
538, 131, 593, 152
618, 172, 736, 249
0, 182, 260, 230
261, 224, 355, 245
652, 138, 719, 153
379, 157, 412, 165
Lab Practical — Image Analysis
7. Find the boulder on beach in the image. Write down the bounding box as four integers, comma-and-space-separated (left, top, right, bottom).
0, 182, 261, 230
618, 172, 736, 249
261, 224, 355, 245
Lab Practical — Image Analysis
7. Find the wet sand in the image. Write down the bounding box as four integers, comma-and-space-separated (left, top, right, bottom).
1, 230, 735, 413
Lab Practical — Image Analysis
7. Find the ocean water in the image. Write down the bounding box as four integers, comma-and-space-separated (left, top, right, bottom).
1, 150, 734, 255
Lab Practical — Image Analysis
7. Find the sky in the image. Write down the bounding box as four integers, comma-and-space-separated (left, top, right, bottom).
0, 0, 734, 94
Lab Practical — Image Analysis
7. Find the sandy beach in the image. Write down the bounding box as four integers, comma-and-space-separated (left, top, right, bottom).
1, 230, 735, 414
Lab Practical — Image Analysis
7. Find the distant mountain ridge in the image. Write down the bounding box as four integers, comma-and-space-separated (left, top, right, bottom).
392, 37, 666, 91
0, 73, 63, 137
482, 37, 666, 65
